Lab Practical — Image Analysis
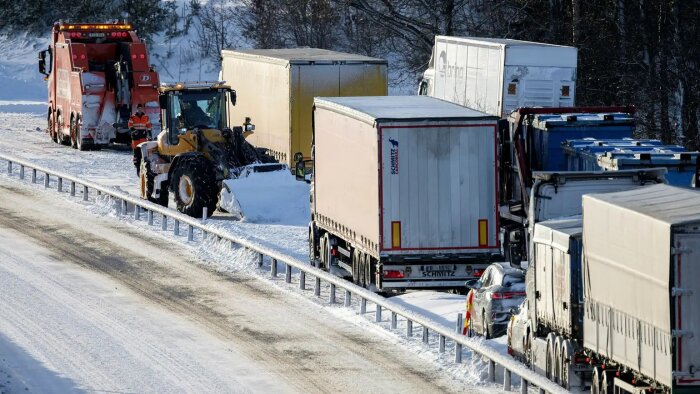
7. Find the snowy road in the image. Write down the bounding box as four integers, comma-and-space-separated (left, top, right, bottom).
0, 175, 484, 393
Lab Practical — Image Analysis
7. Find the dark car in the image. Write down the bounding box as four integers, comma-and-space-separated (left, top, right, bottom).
465, 262, 526, 338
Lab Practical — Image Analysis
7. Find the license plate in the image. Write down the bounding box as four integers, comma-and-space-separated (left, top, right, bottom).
87, 32, 105, 38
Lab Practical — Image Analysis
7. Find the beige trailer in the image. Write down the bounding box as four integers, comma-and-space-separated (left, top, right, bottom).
221, 48, 388, 166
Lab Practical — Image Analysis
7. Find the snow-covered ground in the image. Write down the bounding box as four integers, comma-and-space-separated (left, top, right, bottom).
0, 108, 530, 392
0, 174, 496, 393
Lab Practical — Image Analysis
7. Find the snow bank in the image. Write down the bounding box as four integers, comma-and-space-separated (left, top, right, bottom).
221, 169, 310, 226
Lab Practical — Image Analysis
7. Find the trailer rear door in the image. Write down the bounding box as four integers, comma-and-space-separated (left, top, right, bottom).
674, 233, 700, 387
379, 121, 499, 253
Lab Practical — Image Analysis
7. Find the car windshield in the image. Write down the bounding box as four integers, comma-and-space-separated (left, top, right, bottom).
172, 90, 225, 130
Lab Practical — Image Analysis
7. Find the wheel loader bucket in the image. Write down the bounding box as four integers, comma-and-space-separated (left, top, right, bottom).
218, 166, 310, 225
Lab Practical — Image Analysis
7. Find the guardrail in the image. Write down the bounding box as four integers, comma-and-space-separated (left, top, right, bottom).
0, 153, 568, 394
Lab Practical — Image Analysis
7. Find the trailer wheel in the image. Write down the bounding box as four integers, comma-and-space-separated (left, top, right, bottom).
363, 254, 372, 289
591, 367, 603, 394
70, 115, 86, 151
545, 333, 556, 380
318, 234, 327, 269
56, 112, 69, 145
560, 339, 574, 390
171, 156, 217, 218
553, 335, 563, 385
601, 370, 612, 394
308, 225, 317, 265
351, 249, 361, 285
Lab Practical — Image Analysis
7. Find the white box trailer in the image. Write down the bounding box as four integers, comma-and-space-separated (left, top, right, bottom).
310, 96, 500, 290
582, 184, 700, 392
419, 36, 577, 118
221, 48, 388, 166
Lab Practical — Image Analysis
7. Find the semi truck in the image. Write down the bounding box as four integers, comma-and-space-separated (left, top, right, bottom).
562, 138, 699, 187
511, 184, 700, 394
418, 36, 577, 118
220, 48, 388, 166
38, 21, 160, 150
309, 96, 500, 291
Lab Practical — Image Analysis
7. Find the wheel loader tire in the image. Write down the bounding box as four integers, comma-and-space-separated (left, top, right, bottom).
170, 156, 217, 218
140, 159, 169, 207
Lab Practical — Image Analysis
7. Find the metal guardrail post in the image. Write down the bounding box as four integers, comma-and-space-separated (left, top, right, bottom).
538, 388, 545, 394
7, 161, 11, 174
83, 185, 88, 201
406, 320, 413, 337
285, 263, 292, 283
344, 289, 351, 307
161, 215, 167, 230
314, 277, 321, 297
504, 370, 512, 391
57, 177, 62, 192
391, 312, 397, 329
19, 165, 24, 179
271, 259, 278, 277
31, 169, 37, 183
454, 343, 462, 363
202, 207, 207, 221
520, 379, 528, 394
439, 335, 446, 353
360, 297, 367, 314
488, 360, 496, 382
123, 200, 128, 216
456, 313, 463, 335
375, 304, 382, 322
422, 326, 429, 344
257, 252, 263, 268
44, 173, 49, 188
188, 225, 194, 242
174, 219, 179, 235
148, 210, 154, 225
134, 205, 140, 220
70, 181, 75, 196
329, 283, 336, 303
299, 271, 306, 290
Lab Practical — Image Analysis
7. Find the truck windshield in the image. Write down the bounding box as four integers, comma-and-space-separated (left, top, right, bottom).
172, 90, 226, 131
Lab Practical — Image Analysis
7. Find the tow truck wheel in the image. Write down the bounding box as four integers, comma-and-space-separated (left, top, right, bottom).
56, 113, 69, 145
75, 115, 86, 151
171, 156, 217, 218
70, 116, 77, 149
47, 110, 56, 142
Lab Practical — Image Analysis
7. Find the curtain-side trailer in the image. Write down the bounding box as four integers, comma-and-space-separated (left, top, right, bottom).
310, 96, 500, 291
221, 48, 388, 166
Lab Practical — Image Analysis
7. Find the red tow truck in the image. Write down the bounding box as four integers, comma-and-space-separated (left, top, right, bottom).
38, 21, 160, 150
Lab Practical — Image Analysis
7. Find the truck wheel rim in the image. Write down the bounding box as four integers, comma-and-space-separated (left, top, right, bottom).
179, 176, 194, 205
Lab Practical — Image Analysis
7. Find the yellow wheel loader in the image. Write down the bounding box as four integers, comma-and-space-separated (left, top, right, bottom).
138, 82, 282, 218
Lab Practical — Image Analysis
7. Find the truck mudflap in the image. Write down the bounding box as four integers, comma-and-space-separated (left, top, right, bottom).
377, 261, 489, 289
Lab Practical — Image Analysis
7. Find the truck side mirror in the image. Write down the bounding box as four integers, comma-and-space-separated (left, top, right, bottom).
38, 50, 48, 77
159, 95, 168, 109
229, 90, 237, 106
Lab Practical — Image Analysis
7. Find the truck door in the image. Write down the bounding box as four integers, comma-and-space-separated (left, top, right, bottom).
674, 233, 700, 388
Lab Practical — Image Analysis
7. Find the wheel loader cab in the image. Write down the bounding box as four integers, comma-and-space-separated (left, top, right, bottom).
158, 85, 233, 156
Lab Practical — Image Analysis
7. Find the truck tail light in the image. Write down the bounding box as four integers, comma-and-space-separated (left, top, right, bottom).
383, 270, 404, 279
472, 269, 484, 278
491, 292, 526, 300
478, 219, 488, 246
391, 221, 401, 248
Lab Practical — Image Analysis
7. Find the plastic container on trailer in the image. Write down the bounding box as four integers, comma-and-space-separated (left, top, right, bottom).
527, 112, 634, 172
562, 138, 671, 171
